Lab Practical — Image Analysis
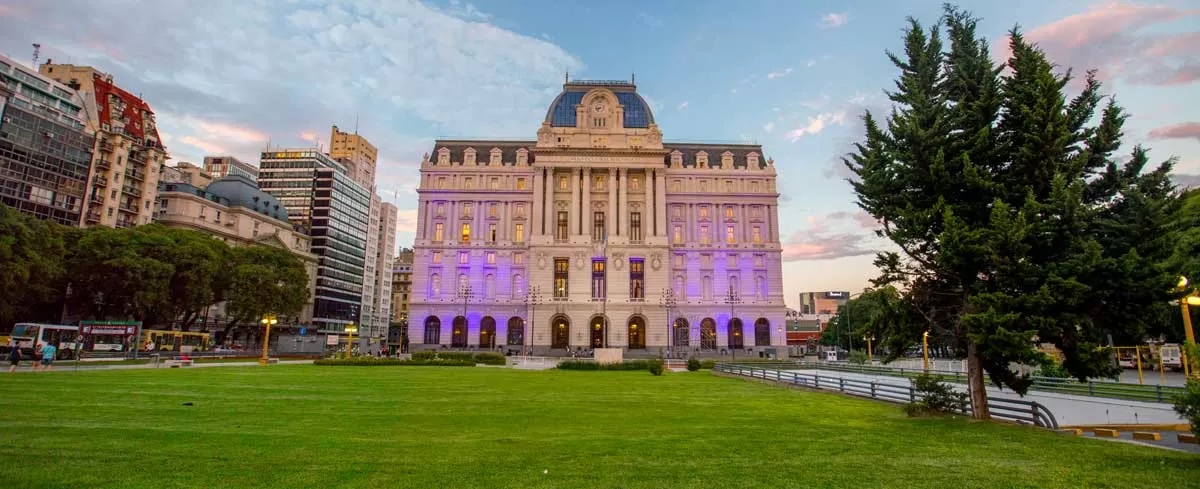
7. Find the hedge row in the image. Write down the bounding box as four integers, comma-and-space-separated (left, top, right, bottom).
313, 357, 475, 367
411, 351, 506, 365
557, 360, 657, 371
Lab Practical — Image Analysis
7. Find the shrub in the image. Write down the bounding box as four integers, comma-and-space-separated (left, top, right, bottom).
1174, 380, 1200, 437
313, 357, 475, 367
686, 357, 701, 371
904, 373, 968, 417
649, 359, 665, 376
473, 352, 507, 366
699, 360, 716, 369
1034, 361, 1070, 379
557, 360, 656, 371
411, 350, 438, 361
849, 349, 869, 365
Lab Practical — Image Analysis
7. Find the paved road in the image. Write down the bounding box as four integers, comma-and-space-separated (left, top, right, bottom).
804, 368, 1185, 426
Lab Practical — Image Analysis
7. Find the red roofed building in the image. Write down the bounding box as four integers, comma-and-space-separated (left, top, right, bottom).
39, 61, 167, 228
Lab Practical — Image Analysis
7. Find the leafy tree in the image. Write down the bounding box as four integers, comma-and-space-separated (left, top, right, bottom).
223, 245, 310, 339
820, 286, 906, 349
0, 205, 70, 330
845, 6, 1177, 419
66, 227, 174, 321
133, 225, 231, 330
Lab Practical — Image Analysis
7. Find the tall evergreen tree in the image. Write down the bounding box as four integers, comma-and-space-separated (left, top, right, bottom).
847, 6, 1178, 419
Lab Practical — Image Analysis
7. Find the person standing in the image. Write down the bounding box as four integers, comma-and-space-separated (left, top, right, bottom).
32, 343, 42, 370
39, 342, 57, 372
6, 341, 20, 372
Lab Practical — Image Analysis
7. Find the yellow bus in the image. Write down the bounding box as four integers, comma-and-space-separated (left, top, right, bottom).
142, 330, 210, 352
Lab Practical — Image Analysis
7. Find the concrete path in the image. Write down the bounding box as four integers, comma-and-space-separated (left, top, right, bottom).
804, 368, 1185, 426
5, 359, 314, 373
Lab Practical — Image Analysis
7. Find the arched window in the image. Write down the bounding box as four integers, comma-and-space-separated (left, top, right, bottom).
727, 318, 744, 349
423, 316, 441, 344
512, 274, 523, 298
755, 276, 766, 300
484, 274, 495, 299
754, 318, 771, 346
430, 274, 441, 298
675, 275, 686, 300
507, 317, 525, 346
702, 275, 713, 300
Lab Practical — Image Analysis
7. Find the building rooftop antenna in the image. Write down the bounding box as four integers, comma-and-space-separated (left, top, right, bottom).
354, 115, 359, 135
32, 43, 41, 68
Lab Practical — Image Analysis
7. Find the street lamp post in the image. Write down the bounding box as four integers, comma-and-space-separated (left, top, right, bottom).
922, 331, 930, 371
344, 323, 358, 359
524, 285, 542, 356
1176, 277, 1198, 345
457, 284, 474, 349
724, 285, 743, 361
659, 287, 677, 357
259, 314, 278, 366
865, 335, 875, 365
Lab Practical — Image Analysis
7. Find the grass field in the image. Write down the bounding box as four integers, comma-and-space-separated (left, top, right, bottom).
0, 366, 1196, 489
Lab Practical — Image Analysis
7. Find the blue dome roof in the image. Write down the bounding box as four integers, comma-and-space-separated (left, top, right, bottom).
205, 174, 290, 224
544, 85, 655, 128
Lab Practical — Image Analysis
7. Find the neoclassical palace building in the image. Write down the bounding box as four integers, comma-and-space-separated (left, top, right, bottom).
409, 79, 786, 355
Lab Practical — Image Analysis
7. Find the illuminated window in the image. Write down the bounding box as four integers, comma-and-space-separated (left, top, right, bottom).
699, 207, 709, 219
489, 203, 497, 217
752, 226, 762, 244
486, 251, 496, 265
700, 225, 710, 244
630, 212, 642, 242
672, 225, 682, 244
593, 212, 606, 241
516, 204, 525, 217
725, 207, 734, 218
513, 252, 524, 265
630, 258, 645, 299
434, 223, 444, 241
514, 223, 525, 242
594, 174, 606, 190
431, 274, 441, 298
631, 177, 641, 191
432, 251, 442, 264
592, 259, 606, 299
459, 251, 469, 264
517, 178, 527, 190
554, 259, 569, 298
556, 211, 569, 240
559, 177, 568, 190
461, 223, 471, 243
726, 225, 736, 244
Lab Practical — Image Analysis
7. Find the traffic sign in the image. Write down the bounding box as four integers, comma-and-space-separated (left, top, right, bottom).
299, 327, 307, 336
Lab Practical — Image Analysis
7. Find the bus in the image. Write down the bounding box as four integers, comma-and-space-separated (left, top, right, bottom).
9, 323, 81, 359
142, 330, 210, 353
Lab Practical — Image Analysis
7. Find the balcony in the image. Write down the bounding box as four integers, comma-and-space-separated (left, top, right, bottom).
92, 176, 107, 187
89, 194, 105, 205
124, 168, 144, 181
85, 211, 101, 223
115, 219, 135, 228
121, 185, 142, 197
128, 151, 147, 165
95, 158, 111, 170
118, 203, 137, 214
99, 140, 114, 153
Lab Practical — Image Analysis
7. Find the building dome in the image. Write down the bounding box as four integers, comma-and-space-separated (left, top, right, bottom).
543, 80, 655, 128
205, 173, 290, 223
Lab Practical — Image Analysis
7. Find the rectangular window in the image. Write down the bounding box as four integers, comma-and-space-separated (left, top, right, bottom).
702, 254, 712, 267
700, 225, 710, 244
674, 254, 685, 268
488, 223, 497, 242
672, 206, 681, 218
751, 181, 760, 192
672, 225, 682, 244
432, 251, 442, 264
725, 206, 735, 218
593, 212, 605, 241
464, 177, 474, 189
514, 223, 525, 242
489, 203, 497, 217
629, 258, 645, 299
700, 181, 708, 192
513, 252, 524, 265
490, 177, 499, 190
556, 211, 569, 240
463, 202, 473, 217
486, 252, 496, 265
461, 223, 471, 243
727, 254, 738, 268
559, 177, 568, 190
436, 203, 445, 216
631, 177, 641, 191
752, 226, 762, 244
459, 251, 469, 264
726, 180, 734, 191
437, 177, 447, 189
554, 259, 569, 298
671, 180, 681, 192
726, 225, 736, 244
516, 204, 525, 217
592, 259, 606, 299
630, 212, 642, 241
516, 178, 527, 190
434, 223, 444, 241
754, 254, 765, 267
699, 207, 709, 219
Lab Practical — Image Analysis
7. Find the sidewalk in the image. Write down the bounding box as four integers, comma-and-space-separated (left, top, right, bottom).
6, 359, 314, 373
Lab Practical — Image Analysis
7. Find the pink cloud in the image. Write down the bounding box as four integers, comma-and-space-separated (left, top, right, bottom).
1149, 122, 1200, 142
1012, 2, 1200, 86
178, 136, 227, 154
780, 211, 882, 261
300, 131, 318, 142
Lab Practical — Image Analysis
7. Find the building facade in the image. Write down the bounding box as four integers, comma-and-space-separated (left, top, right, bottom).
161, 162, 213, 188
203, 155, 258, 180
155, 174, 319, 330
392, 248, 414, 325
258, 149, 371, 335
40, 61, 167, 229
798, 291, 850, 315
329, 124, 377, 187
369, 202, 398, 335
409, 79, 786, 354
0, 55, 94, 226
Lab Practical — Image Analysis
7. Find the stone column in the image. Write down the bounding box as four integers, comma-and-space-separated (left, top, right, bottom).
607, 168, 616, 238
570, 168, 580, 237
532, 170, 544, 235
655, 170, 667, 237
618, 170, 628, 237
642, 170, 652, 239
582, 168, 591, 239
768, 204, 778, 242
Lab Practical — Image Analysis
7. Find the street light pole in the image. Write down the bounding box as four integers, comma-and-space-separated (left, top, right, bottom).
344, 323, 358, 359
458, 284, 474, 349
1176, 277, 1198, 345
724, 285, 742, 361
259, 314, 278, 366
659, 287, 677, 357
922, 331, 930, 371
524, 284, 541, 356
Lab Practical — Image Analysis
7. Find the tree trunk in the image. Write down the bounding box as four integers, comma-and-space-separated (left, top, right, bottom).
966, 340, 990, 420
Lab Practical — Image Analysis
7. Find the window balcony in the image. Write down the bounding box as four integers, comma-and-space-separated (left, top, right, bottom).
121, 185, 142, 197
128, 151, 147, 165
92, 176, 107, 187
118, 203, 137, 213
99, 140, 114, 153
124, 168, 144, 181
95, 158, 110, 170
85, 211, 101, 223
89, 194, 105, 204
115, 219, 135, 228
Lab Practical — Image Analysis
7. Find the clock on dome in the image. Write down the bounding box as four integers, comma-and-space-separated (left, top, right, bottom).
592, 101, 606, 113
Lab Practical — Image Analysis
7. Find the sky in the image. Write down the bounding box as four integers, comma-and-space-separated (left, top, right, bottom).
1, 0, 1198, 309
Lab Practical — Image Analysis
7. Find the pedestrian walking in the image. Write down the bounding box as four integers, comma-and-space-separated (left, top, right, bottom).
39, 343, 57, 372
7, 341, 20, 372
32, 343, 43, 370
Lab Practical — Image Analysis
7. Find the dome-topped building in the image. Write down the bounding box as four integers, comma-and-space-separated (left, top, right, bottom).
411, 76, 785, 356
205, 173, 290, 224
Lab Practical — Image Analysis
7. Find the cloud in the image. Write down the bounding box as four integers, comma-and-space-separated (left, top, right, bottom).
806, 60, 817, 68
1, 0, 583, 214
731, 88, 737, 94
636, 12, 663, 27
782, 210, 882, 261
1149, 122, 1200, 142
763, 122, 775, 133
393, 209, 420, 233
299, 131, 318, 142
1173, 173, 1200, 189
767, 67, 793, 80
677, 101, 689, 110
784, 112, 846, 141
821, 12, 850, 28
1020, 2, 1200, 86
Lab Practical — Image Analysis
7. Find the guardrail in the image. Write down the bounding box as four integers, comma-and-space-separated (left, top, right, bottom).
799, 361, 1185, 404
715, 363, 1059, 429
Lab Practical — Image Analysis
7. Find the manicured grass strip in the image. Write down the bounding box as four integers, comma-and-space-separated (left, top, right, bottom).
0, 367, 1195, 489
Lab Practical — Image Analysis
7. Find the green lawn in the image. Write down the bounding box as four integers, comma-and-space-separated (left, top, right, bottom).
0, 367, 1195, 489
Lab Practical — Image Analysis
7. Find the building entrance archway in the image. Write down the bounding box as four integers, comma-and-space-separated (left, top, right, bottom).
480, 316, 496, 349
452, 316, 467, 348
551, 315, 570, 349
628, 316, 646, 349
590, 316, 606, 348
700, 318, 717, 350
